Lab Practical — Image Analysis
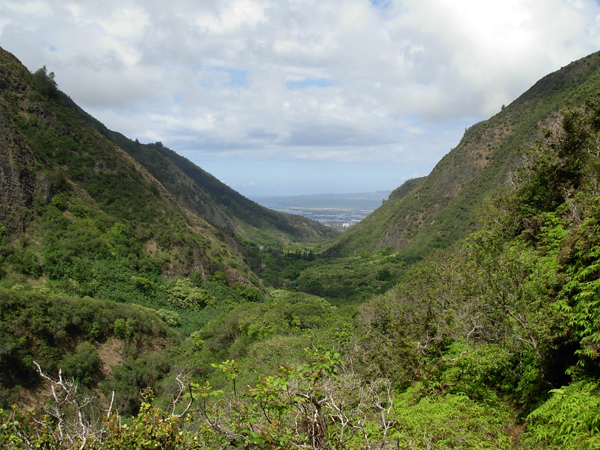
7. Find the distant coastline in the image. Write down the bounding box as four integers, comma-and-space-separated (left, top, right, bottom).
251, 191, 391, 227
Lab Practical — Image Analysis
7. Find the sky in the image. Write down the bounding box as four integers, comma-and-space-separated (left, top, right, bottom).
2, 0, 600, 197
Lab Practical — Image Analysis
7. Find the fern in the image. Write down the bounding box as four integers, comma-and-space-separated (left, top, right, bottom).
527, 381, 600, 450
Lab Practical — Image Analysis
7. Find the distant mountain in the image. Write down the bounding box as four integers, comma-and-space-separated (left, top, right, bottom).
325, 51, 600, 259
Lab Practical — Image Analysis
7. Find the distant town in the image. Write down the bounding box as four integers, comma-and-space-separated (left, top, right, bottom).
252, 191, 391, 228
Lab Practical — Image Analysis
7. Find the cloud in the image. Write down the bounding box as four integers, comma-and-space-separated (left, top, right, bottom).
1, 0, 600, 194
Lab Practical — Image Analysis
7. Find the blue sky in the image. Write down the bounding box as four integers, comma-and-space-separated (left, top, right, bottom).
2, 0, 600, 196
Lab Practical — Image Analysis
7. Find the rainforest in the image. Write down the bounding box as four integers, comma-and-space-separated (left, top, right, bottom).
2, 46, 600, 449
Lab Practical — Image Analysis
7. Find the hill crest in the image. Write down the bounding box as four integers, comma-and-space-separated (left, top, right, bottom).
325, 50, 600, 258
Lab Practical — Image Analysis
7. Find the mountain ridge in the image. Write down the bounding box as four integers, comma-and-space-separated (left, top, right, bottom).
324, 50, 600, 258
0, 47, 259, 294
56, 92, 338, 246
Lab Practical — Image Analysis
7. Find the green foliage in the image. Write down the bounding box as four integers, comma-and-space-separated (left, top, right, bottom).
131, 276, 155, 295
211, 270, 226, 284
505, 98, 600, 230
234, 283, 260, 302
31, 65, 58, 99
189, 347, 394, 449
267, 288, 326, 304
376, 267, 392, 281
527, 381, 600, 449
101, 351, 176, 416
99, 402, 201, 449
482, 96, 600, 380
251, 248, 405, 304
0, 399, 204, 449
191, 292, 355, 393
198, 296, 339, 359
58, 342, 102, 385
348, 97, 600, 425
0, 348, 529, 449
156, 308, 180, 327
0, 285, 174, 402
393, 387, 520, 449
166, 278, 216, 311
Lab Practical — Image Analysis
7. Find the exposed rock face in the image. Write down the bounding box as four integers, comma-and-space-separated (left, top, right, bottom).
0, 55, 52, 233
0, 100, 38, 233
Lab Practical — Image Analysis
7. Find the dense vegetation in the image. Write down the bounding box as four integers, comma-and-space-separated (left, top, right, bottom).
3, 47, 600, 449
244, 243, 406, 305
327, 51, 600, 259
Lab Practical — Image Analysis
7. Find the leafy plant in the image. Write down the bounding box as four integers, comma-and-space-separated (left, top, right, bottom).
527, 381, 600, 449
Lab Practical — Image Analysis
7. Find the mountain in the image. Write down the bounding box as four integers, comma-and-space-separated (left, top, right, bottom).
4, 46, 600, 450
0, 48, 260, 290
0, 46, 336, 294
55, 93, 338, 246
0, 45, 338, 409
325, 51, 600, 259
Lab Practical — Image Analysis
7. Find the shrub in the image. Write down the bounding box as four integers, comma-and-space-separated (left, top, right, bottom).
59, 341, 102, 386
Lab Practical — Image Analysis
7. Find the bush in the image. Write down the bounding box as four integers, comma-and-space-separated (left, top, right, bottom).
166, 278, 215, 311
527, 381, 600, 450
156, 309, 180, 327
235, 283, 260, 302
59, 342, 102, 385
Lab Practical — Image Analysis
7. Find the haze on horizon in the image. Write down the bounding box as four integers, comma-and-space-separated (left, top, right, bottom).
2, 0, 600, 197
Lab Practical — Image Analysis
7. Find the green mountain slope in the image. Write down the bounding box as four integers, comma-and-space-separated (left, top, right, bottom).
0, 47, 266, 299
326, 51, 600, 258
0, 41, 337, 290
5, 46, 600, 450
55, 94, 338, 246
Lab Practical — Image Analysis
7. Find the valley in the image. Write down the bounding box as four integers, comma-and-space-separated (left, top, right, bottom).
1, 45, 600, 449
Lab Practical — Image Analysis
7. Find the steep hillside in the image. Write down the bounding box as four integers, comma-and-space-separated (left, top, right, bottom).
326, 51, 600, 258
0, 47, 265, 307
56, 94, 338, 246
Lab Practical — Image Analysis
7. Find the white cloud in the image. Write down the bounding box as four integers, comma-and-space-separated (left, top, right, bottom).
4, 0, 53, 17
1, 0, 600, 195
196, 0, 267, 33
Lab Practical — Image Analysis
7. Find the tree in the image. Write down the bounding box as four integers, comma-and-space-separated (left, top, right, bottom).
508, 97, 600, 227
31, 65, 58, 99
